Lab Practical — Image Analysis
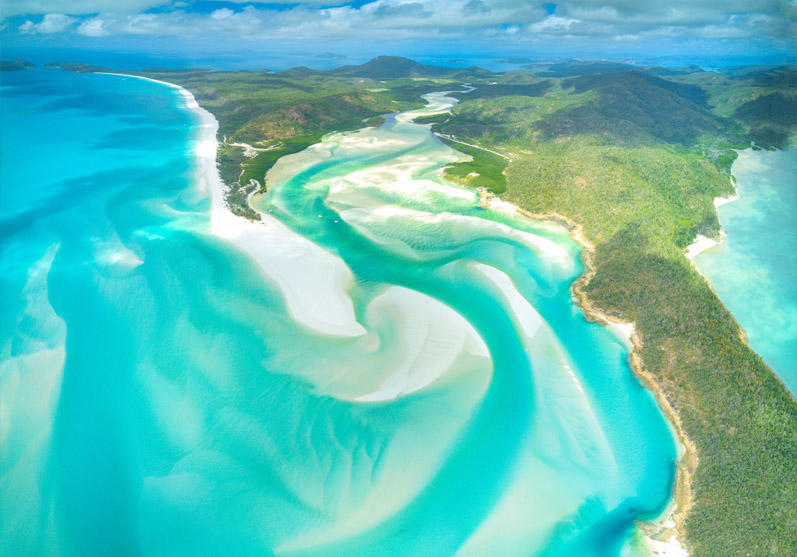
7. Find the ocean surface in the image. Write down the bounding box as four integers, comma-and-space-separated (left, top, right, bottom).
694, 148, 797, 394
1, 68, 677, 555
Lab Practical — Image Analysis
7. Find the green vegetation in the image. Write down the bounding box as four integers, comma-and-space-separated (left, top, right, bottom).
364, 115, 385, 127
412, 113, 450, 125
45, 61, 111, 73
535, 72, 731, 146
327, 55, 495, 80
734, 93, 797, 148
439, 63, 796, 556
215, 143, 258, 219
506, 139, 732, 248
52, 57, 483, 218
584, 228, 796, 557
239, 134, 322, 188
0, 59, 34, 71
52, 56, 796, 554
450, 81, 551, 99
669, 66, 797, 149
438, 137, 507, 193
124, 63, 468, 217
121, 58, 504, 217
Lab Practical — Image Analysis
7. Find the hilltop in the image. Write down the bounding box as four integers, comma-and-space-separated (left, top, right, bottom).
328, 55, 495, 79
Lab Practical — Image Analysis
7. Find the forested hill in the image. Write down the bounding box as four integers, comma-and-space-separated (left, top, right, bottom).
429, 62, 796, 556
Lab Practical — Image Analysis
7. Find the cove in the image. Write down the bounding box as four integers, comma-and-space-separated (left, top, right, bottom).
693, 148, 797, 394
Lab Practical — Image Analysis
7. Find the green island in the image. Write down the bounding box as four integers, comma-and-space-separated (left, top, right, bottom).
52, 56, 796, 555
0, 59, 34, 71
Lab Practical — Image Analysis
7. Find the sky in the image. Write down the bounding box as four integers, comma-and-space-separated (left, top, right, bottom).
1, 1, 795, 69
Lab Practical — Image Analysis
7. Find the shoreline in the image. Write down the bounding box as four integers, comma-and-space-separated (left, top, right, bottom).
478, 190, 694, 556
100, 74, 695, 554
222, 87, 694, 552
103, 71, 370, 339
682, 171, 752, 345
684, 149, 795, 384
683, 174, 740, 261
183, 77, 695, 552
525, 207, 695, 557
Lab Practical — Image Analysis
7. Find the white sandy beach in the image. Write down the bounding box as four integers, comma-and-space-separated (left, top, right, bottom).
644, 533, 689, 557
105, 75, 690, 555
684, 179, 739, 261
108, 73, 368, 338
684, 234, 720, 260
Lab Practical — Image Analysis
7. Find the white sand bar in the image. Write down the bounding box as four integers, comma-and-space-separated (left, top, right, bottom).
110, 73, 367, 338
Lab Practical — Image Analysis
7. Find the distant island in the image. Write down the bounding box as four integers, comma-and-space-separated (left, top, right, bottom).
46, 55, 797, 555
0, 59, 34, 71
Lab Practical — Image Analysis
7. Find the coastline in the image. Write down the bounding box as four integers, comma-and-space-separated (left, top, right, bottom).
685, 148, 796, 390
96, 74, 234, 229
682, 172, 756, 344
683, 175, 740, 261
204, 86, 694, 553
100, 74, 695, 554
479, 190, 694, 556
103, 72, 370, 339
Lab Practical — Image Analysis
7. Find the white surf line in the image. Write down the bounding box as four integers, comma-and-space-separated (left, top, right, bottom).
96, 71, 367, 338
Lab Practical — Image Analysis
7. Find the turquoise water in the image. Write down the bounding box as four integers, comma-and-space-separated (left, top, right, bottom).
1, 69, 677, 555
694, 148, 797, 394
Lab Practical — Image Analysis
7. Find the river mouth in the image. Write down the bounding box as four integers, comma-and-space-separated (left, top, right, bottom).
0, 74, 677, 556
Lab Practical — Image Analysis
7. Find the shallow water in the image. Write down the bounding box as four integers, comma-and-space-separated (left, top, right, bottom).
1, 70, 676, 555
694, 148, 797, 394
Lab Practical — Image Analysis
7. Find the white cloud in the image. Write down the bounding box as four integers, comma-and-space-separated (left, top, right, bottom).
211, 8, 234, 20
77, 17, 110, 36
3, 0, 792, 48
1, 0, 167, 18
18, 12, 74, 33
529, 15, 578, 32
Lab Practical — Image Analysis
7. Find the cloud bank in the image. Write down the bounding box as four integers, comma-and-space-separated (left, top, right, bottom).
3, 0, 794, 55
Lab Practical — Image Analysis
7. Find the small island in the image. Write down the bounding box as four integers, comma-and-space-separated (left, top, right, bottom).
0, 59, 34, 71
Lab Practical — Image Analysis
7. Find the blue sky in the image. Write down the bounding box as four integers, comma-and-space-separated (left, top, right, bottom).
1, 1, 794, 68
